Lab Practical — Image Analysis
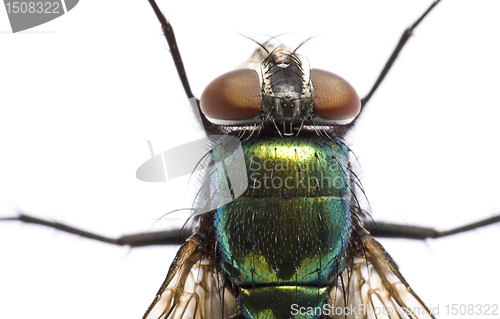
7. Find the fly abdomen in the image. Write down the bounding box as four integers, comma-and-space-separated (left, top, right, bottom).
214, 137, 352, 319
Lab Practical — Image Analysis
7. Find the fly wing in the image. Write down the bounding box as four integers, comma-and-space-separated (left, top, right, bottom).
329, 226, 436, 319
143, 234, 238, 319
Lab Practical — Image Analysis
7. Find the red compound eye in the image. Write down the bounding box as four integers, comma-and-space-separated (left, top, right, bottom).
200, 69, 261, 120
311, 69, 361, 121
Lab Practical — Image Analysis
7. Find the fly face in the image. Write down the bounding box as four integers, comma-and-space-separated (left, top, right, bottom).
1, 1, 500, 319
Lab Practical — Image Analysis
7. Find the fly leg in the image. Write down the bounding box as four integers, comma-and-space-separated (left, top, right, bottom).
4, 212, 499, 245
364, 215, 500, 239
354, 0, 441, 122
0, 212, 190, 246
145, 0, 220, 134
146, 0, 193, 99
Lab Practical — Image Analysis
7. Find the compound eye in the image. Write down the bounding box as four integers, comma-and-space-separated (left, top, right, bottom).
311, 69, 361, 122
200, 69, 261, 120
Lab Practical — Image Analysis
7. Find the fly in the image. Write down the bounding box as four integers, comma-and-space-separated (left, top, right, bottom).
0, 0, 500, 319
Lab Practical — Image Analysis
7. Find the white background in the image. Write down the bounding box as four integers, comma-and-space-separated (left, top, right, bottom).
1, 1, 500, 318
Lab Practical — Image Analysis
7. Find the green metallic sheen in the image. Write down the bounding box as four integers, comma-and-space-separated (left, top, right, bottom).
214, 136, 352, 319
216, 196, 349, 285
242, 137, 350, 198
240, 286, 329, 319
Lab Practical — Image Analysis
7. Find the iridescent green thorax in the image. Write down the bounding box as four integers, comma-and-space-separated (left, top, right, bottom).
215, 136, 352, 319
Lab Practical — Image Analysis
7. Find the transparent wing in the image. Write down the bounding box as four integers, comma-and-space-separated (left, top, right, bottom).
143, 234, 238, 319
329, 226, 436, 319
